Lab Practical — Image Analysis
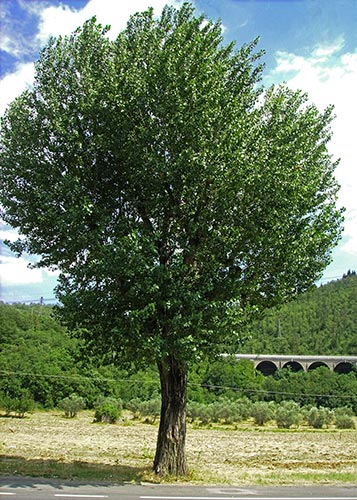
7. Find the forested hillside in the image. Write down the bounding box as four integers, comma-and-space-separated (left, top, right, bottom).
0, 304, 159, 408
240, 272, 357, 355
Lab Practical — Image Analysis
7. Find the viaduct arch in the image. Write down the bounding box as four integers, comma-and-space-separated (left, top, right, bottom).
233, 354, 357, 376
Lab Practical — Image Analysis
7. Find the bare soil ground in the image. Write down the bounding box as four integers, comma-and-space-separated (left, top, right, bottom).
1, 411, 356, 485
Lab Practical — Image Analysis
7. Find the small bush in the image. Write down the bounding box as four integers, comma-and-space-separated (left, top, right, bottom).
0, 390, 34, 417
250, 401, 274, 426
275, 401, 302, 429
94, 403, 120, 424
334, 406, 354, 418
209, 400, 247, 424
126, 397, 161, 423
59, 394, 85, 418
335, 414, 355, 429
94, 396, 123, 412
126, 398, 142, 419
187, 401, 203, 423
234, 397, 252, 421
140, 397, 161, 424
199, 404, 213, 425
306, 406, 334, 429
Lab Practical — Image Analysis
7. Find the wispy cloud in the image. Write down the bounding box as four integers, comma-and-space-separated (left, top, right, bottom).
311, 36, 345, 60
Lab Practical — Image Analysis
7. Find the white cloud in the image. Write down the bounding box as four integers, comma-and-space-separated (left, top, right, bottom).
1, 34, 23, 58
0, 62, 35, 116
0, 255, 43, 285
341, 209, 357, 256
267, 39, 357, 257
0, 252, 59, 286
0, 225, 22, 243
36, 0, 184, 44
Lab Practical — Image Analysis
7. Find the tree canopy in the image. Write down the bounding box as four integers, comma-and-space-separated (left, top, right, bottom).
0, 3, 344, 475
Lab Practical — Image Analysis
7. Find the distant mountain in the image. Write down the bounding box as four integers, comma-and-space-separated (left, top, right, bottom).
240, 271, 357, 356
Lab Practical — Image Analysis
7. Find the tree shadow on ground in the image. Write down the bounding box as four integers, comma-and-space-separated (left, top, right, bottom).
0, 454, 151, 484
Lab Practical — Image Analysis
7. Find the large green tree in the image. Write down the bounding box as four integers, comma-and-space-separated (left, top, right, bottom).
0, 3, 343, 475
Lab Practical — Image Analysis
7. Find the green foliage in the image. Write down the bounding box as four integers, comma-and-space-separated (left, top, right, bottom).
0, 5, 343, 370
59, 393, 85, 418
261, 367, 357, 412
241, 273, 357, 355
139, 398, 161, 424
0, 303, 356, 415
334, 406, 356, 429
306, 406, 334, 429
0, 389, 35, 417
125, 397, 161, 423
115, 368, 160, 402
250, 401, 274, 426
0, 304, 86, 408
335, 415, 355, 429
334, 405, 354, 417
126, 398, 142, 419
187, 398, 253, 425
275, 400, 302, 428
94, 401, 121, 424
202, 358, 264, 400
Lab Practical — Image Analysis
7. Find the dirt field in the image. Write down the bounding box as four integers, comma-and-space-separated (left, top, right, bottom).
1, 410, 357, 484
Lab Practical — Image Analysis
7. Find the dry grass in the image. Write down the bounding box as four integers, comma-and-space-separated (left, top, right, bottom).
1, 410, 357, 485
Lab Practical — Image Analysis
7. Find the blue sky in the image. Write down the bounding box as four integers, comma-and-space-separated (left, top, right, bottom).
0, 0, 356, 303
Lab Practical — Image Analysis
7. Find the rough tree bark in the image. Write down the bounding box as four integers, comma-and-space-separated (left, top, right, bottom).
153, 355, 188, 476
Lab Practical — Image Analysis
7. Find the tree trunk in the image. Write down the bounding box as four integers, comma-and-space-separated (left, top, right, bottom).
153, 355, 188, 476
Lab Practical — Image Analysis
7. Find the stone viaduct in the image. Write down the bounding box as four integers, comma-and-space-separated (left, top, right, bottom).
233, 354, 357, 376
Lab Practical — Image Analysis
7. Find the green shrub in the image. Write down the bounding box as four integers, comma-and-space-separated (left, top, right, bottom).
335, 414, 356, 429
94, 396, 123, 412
140, 397, 161, 424
126, 397, 160, 423
234, 397, 252, 421
250, 401, 274, 426
199, 404, 213, 425
59, 393, 85, 418
187, 401, 203, 423
275, 400, 302, 429
94, 403, 121, 424
0, 390, 34, 417
215, 401, 237, 424
126, 398, 142, 419
306, 406, 334, 429
209, 400, 248, 424
334, 406, 354, 417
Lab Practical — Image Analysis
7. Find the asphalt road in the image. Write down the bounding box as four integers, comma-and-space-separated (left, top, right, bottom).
0, 478, 356, 500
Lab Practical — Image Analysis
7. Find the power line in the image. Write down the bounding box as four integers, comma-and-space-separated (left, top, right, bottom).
0, 370, 355, 401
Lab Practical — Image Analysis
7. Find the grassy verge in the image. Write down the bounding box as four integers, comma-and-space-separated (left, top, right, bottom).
1, 410, 356, 485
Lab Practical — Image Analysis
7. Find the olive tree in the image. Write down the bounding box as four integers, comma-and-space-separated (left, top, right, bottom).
0, 3, 343, 475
